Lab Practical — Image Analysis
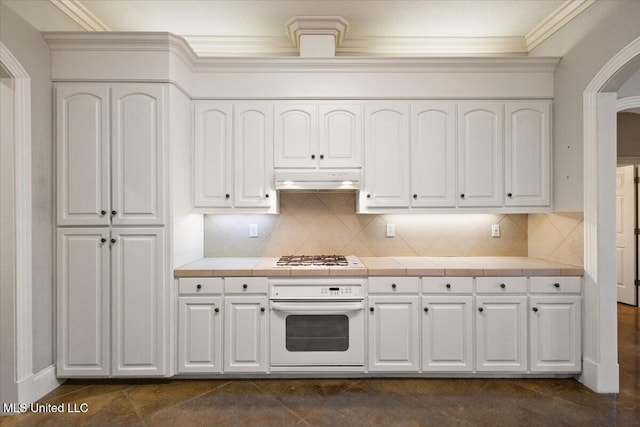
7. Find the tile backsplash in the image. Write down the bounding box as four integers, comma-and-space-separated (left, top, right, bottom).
528, 212, 584, 266
204, 193, 530, 258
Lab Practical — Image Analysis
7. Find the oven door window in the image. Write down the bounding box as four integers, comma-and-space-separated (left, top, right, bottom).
285, 315, 349, 352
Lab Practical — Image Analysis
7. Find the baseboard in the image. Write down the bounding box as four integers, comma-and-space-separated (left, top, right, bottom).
17, 365, 64, 404
580, 357, 619, 393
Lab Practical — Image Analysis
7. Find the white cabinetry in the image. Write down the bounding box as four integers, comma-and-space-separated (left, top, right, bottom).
56, 84, 165, 225
505, 101, 551, 206
275, 103, 362, 169
529, 277, 581, 372
57, 227, 166, 377
193, 102, 273, 209
178, 297, 223, 373
363, 103, 410, 208
411, 102, 456, 207
457, 102, 504, 207
224, 295, 269, 372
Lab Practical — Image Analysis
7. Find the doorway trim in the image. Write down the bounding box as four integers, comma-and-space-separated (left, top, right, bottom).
617, 95, 640, 112
582, 35, 640, 393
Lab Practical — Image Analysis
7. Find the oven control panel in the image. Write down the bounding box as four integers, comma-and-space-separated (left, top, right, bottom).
321, 286, 355, 296
270, 280, 365, 300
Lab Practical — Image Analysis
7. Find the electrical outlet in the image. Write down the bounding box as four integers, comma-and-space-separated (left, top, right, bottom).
491, 224, 500, 238
249, 224, 258, 238
386, 223, 395, 237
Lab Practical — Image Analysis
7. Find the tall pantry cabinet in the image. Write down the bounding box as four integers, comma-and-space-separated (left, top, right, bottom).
56, 83, 169, 377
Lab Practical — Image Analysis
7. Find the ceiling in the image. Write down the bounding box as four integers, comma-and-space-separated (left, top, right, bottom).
3, 0, 596, 56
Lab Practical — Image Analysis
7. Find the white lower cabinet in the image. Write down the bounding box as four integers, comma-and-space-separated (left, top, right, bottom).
529, 295, 581, 372
368, 296, 420, 372
475, 295, 528, 372
224, 296, 269, 372
178, 297, 223, 373
421, 296, 473, 372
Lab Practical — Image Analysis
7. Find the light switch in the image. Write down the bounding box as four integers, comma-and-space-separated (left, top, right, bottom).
491, 224, 500, 238
386, 223, 395, 237
249, 224, 258, 238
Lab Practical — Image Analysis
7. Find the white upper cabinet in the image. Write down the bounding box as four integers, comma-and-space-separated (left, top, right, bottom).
234, 103, 273, 208
274, 103, 317, 168
193, 102, 233, 208
505, 101, 551, 206
111, 85, 166, 225
364, 102, 410, 208
56, 85, 110, 226
411, 102, 457, 207
457, 102, 504, 207
319, 104, 362, 168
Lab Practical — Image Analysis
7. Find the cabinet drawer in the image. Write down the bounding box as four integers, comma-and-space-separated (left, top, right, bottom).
422, 277, 473, 294
368, 277, 419, 294
476, 277, 526, 294
529, 277, 581, 294
224, 277, 268, 294
179, 278, 223, 295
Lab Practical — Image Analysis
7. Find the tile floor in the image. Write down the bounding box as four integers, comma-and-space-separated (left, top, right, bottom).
2, 304, 639, 426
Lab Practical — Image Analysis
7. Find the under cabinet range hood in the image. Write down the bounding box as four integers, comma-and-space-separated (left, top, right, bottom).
275, 170, 360, 191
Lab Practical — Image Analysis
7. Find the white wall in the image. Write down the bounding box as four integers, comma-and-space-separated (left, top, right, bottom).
0, 3, 53, 374
530, 0, 640, 211
618, 69, 640, 99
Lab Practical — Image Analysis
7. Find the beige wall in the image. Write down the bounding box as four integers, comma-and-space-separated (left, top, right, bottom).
205, 193, 528, 258
618, 112, 640, 158
528, 213, 584, 267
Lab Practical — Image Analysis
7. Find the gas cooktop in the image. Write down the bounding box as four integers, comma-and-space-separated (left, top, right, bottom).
275, 255, 363, 267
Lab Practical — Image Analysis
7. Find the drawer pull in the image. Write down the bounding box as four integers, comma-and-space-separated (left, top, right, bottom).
446, 283, 451, 289
500, 283, 506, 289
554, 283, 561, 288
391, 283, 397, 289
243, 284, 248, 289
196, 284, 202, 290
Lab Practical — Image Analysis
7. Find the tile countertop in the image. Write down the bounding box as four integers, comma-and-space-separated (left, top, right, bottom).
174, 257, 583, 278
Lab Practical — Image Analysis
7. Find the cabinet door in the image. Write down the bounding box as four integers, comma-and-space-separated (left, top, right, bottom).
234, 103, 274, 208
505, 102, 551, 206
111, 228, 165, 376
274, 103, 317, 168
422, 296, 473, 372
193, 101, 233, 208
368, 296, 420, 372
319, 104, 362, 168
364, 103, 410, 207
111, 85, 165, 225
476, 296, 527, 372
224, 296, 268, 372
56, 85, 110, 226
56, 228, 110, 377
529, 296, 581, 372
178, 297, 223, 373
458, 103, 503, 207
411, 102, 456, 207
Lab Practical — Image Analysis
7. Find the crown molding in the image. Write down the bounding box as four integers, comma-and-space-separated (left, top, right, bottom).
286, 16, 349, 48
526, 0, 596, 51
184, 36, 297, 57
49, 0, 110, 31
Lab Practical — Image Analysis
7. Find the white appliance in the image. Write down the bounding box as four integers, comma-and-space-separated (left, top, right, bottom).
269, 277, 366, 368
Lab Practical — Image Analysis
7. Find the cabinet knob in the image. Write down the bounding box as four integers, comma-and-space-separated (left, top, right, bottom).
370, 307, 375, 312
101, 238, 107, 243
478, 307, 484, 313
311, 154, 316, 159
265, 193, 270, 198
446, 283, 451, 289
460, 194, 465, 199
111, 210, 117, 216
554, 283, 560, 288
367, 194, 371, 198
196, 284, 202, 290
391, 283, 397, 289
110, 238, 116, 244
500, 283, 506, 289
214, 308, 219, 313
260, 307, 265, 312
413, 194, 417, 199
101, 210, 107, 215
424, 307, 429, 313
532, 307, 539, 312
507, 193, 513, 198
243, 284, 248, 289
319, 154, 324, 159
225, 194, 230, 199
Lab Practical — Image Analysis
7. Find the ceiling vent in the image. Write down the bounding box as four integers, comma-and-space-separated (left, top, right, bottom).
286, 16, 349, 57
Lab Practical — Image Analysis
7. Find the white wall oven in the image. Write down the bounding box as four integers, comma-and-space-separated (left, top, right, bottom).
269, 278, 365, 368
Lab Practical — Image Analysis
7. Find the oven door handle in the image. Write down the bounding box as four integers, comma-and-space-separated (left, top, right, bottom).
270, 301, 364, 315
